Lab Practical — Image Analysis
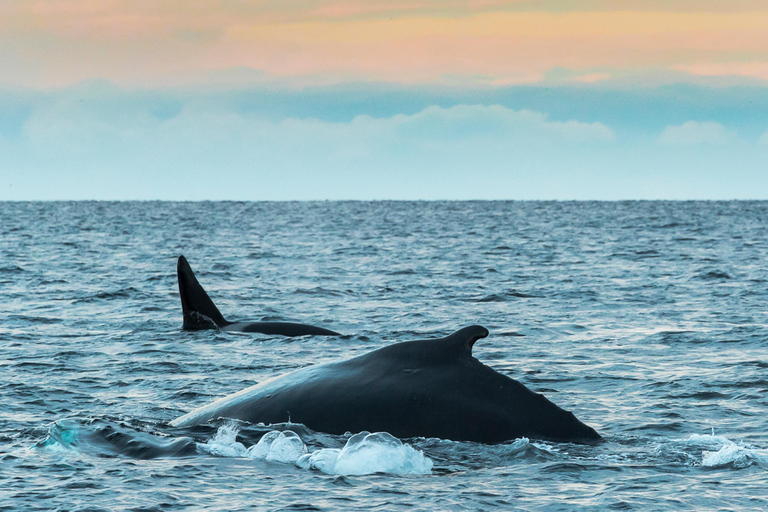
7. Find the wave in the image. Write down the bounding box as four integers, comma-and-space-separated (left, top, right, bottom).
36, 418, 432, 476
475, 289, 541, 302
33, 417, 768, 481
36, 418, 197, 459
292, 287, 345, 297
695, 270, 732, 280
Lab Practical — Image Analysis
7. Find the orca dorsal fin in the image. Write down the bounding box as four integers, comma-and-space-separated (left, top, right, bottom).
442, 325, 489, 355
177, 255, 229, 329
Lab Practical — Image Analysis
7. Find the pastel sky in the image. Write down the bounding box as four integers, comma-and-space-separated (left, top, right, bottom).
1, 0, 767, 199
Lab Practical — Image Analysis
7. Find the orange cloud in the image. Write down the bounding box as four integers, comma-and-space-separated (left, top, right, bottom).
672, 62, 768, 81
3, 4, 768, 87
216, 11, 768, 83
574, 73, 612, 83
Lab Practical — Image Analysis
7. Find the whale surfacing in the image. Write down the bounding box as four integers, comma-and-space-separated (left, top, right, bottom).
171, 326, 601, 444
177, 255, 340, 336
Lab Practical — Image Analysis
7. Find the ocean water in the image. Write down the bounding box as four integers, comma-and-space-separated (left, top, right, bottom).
1, 200, 767, 511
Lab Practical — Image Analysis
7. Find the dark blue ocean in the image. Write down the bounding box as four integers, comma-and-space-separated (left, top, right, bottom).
2, 201, 767, 511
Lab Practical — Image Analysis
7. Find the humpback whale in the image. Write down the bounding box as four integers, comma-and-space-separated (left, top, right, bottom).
177, 255, 340, 336
171, 326, 601, 444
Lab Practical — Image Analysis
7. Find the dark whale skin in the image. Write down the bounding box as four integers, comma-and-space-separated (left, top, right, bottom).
177, 255, 340, 336
171, 326, 601, 444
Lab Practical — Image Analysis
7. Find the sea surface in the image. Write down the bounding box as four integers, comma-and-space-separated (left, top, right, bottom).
1, 201, 767, 511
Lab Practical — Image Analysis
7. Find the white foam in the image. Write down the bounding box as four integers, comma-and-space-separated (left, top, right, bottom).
684, 432, 768, 469
684, 433, 734, 449
202, 425, 433, 475
702, 443, 754, 469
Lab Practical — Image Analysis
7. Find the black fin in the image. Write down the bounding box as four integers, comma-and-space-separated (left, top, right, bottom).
177, 255, 229, 330
443, 325, 489, 354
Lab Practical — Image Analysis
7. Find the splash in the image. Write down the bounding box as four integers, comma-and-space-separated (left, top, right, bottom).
200, 423, 246, 457
202, 425, 432, 475
247, 430, 307, 463
36, 419, 81, 451
685, 433, 768, 469
297, 431, 433, 475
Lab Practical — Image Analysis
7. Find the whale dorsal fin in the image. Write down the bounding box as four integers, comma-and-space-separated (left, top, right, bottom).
177, 255, 229, 329
442, 325, 489, 355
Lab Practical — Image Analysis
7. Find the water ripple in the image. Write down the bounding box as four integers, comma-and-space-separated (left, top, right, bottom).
2, 201, 768, 510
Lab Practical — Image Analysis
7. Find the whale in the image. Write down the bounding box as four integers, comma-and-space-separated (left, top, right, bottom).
177, 255, 340, 336
171, 325, 601, 444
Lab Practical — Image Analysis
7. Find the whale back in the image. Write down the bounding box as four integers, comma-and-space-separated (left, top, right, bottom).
171, 325, 601, 444
338, 325, 601, 443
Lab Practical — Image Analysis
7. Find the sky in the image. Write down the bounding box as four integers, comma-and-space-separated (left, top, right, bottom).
1, 0, 767, 200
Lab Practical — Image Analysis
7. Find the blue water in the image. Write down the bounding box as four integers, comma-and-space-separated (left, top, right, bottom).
2, 201, 767, 511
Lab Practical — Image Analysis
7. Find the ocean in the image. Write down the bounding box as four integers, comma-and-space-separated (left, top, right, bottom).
2, 200, 767, 511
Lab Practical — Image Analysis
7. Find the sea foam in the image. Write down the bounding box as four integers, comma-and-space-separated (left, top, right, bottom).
685, 433, 768, 469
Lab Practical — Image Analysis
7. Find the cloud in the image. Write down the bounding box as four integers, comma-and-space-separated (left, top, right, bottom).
4, 5, 768, 88
370, 105, 617, 143
4, 83, 768, 200
672, 62, 768, 81
2, 90, 618, 199
657, 121, 738, 146
573, 73, 611, 83
18, 101, 616, 164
